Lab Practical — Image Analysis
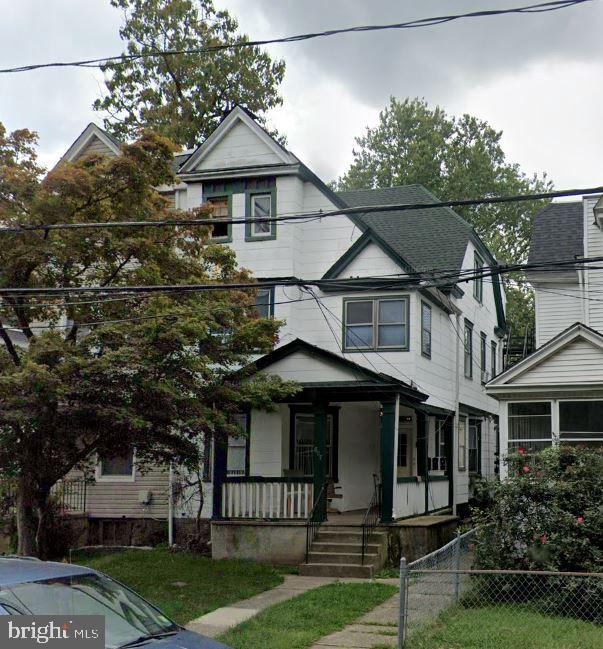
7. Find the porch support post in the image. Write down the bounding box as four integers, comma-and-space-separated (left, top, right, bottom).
212, 438, 228, 519
312, 401, 328, 514
419, 412, 430, 514
380, 399, 397, 523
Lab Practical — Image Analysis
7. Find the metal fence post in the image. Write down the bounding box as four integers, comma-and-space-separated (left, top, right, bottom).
398, 557, 408, 649
453, 531, 461, 603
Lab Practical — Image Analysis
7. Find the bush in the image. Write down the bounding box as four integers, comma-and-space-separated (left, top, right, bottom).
472, 445, 603, 573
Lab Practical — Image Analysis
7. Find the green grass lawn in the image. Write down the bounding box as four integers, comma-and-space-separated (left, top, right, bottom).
409, 606, 603, 649
72, 548, 283, 625
219, 582, 397, 649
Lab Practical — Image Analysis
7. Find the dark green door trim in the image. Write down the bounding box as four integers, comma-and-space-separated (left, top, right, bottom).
380, 400, 396, 523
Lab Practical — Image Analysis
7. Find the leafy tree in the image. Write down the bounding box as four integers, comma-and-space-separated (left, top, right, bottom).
94, 0, 285, 148
336, 98, 553, 333
0, 122, 296, 557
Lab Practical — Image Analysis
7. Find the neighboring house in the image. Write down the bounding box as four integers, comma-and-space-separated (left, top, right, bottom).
486, 196, 603, 478
56, 108, 505, 571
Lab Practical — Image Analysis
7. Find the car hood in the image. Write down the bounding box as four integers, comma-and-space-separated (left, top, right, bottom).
130, 630, 231, 649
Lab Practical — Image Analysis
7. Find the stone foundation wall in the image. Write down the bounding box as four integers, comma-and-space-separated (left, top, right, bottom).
385, 515, 459, 565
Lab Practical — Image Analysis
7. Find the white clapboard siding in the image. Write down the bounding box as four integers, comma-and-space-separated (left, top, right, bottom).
510, 338, 603, 385
535, 285, 583, 347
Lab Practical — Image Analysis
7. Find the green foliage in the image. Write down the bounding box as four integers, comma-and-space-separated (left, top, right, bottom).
472, 446, 603, 573
74, 549, 284, 624
95, 0, 285, 148
0, 122, 298, 556
336, 97, 553, 332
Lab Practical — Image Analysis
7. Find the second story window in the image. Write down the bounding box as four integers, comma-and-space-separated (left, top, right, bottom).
421, 302, 432, 358
207, 196, 231, 241
480, 333, 488, 383
343, 297, 409, 352
464, 320, 473, 379
491, 341, 497, 378
246, 190, 276, 241
473, 252, 484, 303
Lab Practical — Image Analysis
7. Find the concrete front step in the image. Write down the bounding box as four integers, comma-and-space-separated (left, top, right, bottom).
307, 551, 379, 565
299, 562, 375, 578
312, 542, 381, 554
315, 531, 385, 544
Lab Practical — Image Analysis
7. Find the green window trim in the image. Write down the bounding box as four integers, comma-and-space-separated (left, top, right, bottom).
203, 191, 233, 243
473, 251, 484, 304
463, 319, 473, 380
342, 295, 410, 353
245, 188, 277, 241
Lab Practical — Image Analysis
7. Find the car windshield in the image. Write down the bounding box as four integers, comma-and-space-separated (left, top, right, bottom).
0, 572, 177, 649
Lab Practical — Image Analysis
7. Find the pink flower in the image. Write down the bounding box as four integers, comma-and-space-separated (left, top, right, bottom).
518, 448, 526, 455
523, 466, 530, 473
540, 535, 548, 545
576, 517, 585, 524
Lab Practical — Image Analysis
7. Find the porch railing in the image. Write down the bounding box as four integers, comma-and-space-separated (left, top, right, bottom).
51, 478, 87, 514
305, 481, 327, 563
221, 478, 313, 519
361, 475, 381, 565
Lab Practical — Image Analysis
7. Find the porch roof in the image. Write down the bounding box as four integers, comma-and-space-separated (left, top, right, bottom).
253, 338, 428, 403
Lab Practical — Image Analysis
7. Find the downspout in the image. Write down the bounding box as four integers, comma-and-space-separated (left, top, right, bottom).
452, 313, 461, 517
168, 464, 174, 547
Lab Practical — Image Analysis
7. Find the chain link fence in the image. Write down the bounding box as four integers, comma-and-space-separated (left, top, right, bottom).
398, 530, 603, 647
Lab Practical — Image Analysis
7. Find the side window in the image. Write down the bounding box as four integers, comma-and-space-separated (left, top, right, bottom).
255, 287, 274, 318
97, 450, 135, 482
480, 333, 487, 383
343, 297, 409, 351
458, 417, 467, 472
491, 341, 497, 378
421, 302, 432, 359
227, 414, 248, 477
473, 252, 484, 303
463, 320, 473, 379
206, 196, 231, 241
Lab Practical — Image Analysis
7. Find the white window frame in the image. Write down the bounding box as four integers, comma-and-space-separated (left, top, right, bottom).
463, 321, 473, 380
473, 252, 484, 303
458, 416, 467, 472
421, 301, 432, 359
96, 449, 136, 483
227, 413, 249, 477
250, 193, 272, 236
507, 400, 553, 454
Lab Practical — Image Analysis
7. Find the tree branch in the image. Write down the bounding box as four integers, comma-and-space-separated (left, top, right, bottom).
0, 319, 20, 366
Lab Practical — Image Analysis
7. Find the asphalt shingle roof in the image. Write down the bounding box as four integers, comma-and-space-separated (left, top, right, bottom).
336, 185, 475, 273
528, 201, 583, 265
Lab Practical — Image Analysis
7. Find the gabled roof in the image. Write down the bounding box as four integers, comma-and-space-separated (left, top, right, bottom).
528, 201, 583, 267
253, 338, 427, 401
179, 106, 298, 174
57, 123, 122, 167
486, 322, 603, 394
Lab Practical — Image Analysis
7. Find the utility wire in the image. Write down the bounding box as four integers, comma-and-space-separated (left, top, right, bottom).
4, 185, 603, 234
0, 1, 592, 75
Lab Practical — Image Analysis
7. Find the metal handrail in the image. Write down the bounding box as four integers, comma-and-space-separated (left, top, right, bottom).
361, 477, 382, 565
305, 482, 327, 563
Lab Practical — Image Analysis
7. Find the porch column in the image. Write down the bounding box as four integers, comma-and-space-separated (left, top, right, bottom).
212, 438, 228, 519
380, 399, 397, 523
417, 412, 430, 514
312, 401, 328, 513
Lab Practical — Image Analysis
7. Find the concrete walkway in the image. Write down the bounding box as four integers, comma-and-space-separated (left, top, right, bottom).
186, 575, 339, 638
310, 591, 400, 649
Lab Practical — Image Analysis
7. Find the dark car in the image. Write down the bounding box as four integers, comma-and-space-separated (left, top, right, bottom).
0, 557, 230, 649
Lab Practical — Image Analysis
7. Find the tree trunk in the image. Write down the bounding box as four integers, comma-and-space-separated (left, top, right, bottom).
35, 488, 52, 560
15, 476, 39, 557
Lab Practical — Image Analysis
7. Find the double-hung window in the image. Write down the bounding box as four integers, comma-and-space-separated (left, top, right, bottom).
491, 341, 497, 378
227, 413, 248, 477
473, 252, 484, 303
458, 416, 467, 471
463, 320, 473, 379
206, 196, 231, 240
255, 287, 274, 318
468, 420, 481, 473
421, 302, 432, 358
97, 449, 135, 482
480, 333, 488, 383
343, 297, 409, 351
246, 191, 276, 240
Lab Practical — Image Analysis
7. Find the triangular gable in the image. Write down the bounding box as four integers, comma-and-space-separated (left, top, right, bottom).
487, 323, 603, 391
180, 106, 297, 173
58, 123, 121, 166
322, 230, 412, 280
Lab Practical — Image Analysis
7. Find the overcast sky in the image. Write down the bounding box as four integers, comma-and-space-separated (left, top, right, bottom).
1, 0, 602, 189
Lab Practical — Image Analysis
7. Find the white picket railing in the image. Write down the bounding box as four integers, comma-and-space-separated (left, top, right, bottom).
222, 480, 314, 519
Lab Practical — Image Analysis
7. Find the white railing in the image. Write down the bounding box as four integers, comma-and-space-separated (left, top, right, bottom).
222, 480, 314, 519
394, 478, 450, 518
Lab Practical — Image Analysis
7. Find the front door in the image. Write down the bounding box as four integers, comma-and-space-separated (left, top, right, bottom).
397, 415, 414, 477
291, 411, 336, 479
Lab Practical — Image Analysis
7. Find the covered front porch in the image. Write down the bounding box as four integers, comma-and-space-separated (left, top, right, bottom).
212, 340, 454, 526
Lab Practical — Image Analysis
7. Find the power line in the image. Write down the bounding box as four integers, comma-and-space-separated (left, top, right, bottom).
4, 185, 603, 234
0, 1, 592, 75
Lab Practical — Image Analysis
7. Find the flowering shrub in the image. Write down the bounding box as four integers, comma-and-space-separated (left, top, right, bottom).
472, 445, 603, 573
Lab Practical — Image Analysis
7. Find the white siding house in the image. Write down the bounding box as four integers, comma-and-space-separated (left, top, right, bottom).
57, 108, 505, 567
486, 196, 603, 475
